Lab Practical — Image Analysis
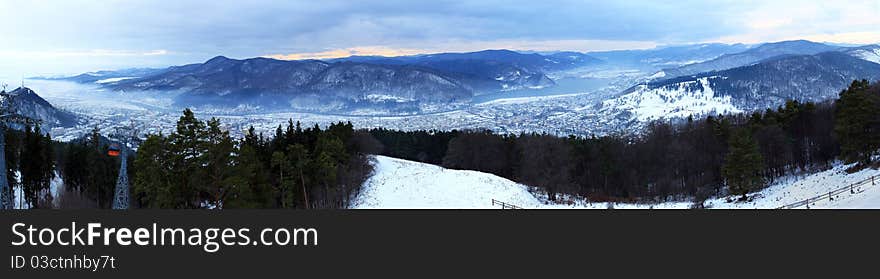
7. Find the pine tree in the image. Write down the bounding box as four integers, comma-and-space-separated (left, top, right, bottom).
313, 135, 346, 208
722, 129, 765, 199
4, 128, 20, 208
287, 143, 310, 209
20, 125, 54, 208
132, 134, 171, 208
203, 118, 235, 208
271, 150, 296, 208
168, 108, 208, 208
835, 80, 879, 166
226, 143, 273, 208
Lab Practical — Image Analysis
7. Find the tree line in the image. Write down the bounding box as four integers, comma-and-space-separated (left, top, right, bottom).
369, 80, 879, 205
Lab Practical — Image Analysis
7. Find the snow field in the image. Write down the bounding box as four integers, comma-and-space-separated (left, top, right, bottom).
353, 156, 880, 209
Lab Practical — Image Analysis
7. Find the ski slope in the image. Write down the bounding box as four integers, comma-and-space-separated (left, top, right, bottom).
351, 156, 551, 209
352, 156, 880, 209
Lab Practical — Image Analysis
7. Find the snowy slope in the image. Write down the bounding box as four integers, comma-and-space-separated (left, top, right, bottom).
350, 156, 688, 209
351, 156, 549, 209
600, 52, 880, 124
352, 156, 880, 209
601, 77, 741, 121
849, 47, 880, 64
712, 163, 880, 209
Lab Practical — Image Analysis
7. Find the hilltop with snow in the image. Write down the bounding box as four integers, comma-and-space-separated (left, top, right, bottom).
352, 156, 880, 209
601, 76, 741, 122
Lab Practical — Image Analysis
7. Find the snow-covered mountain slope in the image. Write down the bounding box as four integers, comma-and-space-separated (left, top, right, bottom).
600, 51, 880, 123
845, 45, 880, 64
661, 40, 839, 78
352, 156, 880, 209
600, 76, 741, 121
1, 87, 77, 127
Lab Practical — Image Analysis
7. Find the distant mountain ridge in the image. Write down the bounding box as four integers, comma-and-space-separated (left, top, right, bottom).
660, 40, 853, 79
587, 43, 752, 70
108, 56, 475, 113
602, 51, 880, 122
48, 68, 164, 84
334, 49, 601, 73
50, 41, 880, 118
63, 49, 603, 113
1, 87, 77, 127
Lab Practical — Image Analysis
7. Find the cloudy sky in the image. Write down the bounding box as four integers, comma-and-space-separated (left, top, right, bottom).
1, 0, 878, 77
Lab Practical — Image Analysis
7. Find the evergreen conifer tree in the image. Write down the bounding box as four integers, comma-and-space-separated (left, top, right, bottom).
722, 129, 765, 199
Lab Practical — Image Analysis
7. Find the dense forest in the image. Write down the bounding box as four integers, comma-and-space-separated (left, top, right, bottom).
3, 109, 377, 209
368, 80, 879, 205
2, 80, 878, 208
128, 109, 376, 209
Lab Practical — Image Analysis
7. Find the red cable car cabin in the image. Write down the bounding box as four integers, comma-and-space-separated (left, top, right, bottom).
108, 144, 121, 157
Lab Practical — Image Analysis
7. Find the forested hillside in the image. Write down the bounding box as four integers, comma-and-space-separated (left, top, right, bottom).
370, 80, 879, 204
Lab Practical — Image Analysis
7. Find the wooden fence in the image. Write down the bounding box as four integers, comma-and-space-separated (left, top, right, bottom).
777, 175, 877, 209
490, 175, 877, 209
491, 199, 523, 209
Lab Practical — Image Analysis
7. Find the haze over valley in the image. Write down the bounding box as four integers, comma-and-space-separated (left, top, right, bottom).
4, 39, 878, 142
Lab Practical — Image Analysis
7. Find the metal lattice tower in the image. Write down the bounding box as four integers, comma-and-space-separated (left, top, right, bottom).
110, 125, 139, 210
111, 148, 129, 209
0, 119, 8, 210
0, 87, 41, 210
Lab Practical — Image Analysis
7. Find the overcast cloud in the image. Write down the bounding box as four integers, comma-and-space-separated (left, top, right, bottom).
1, 0, 878, 77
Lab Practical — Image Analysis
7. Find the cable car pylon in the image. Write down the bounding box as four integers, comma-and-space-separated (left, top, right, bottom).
110, 146, 129, 209
110, 125, 139, 210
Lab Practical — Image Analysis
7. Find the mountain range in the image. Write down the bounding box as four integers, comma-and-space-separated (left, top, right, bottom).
659, 40, 858, 79
62, 50, 603, 113
51, 40, 880, 118
587, 43, 752, 70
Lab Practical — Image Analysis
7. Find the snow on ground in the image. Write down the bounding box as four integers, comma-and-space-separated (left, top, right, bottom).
709, 163, 880, 209
350, 156, 692, 209
602, 77, 742, 122
10, 171, 63, 209
11, 171, 28, 209
352, 156, 880, 209
351, 156, 550, 209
